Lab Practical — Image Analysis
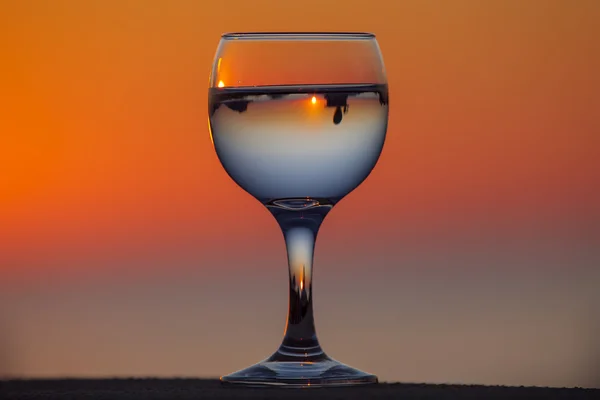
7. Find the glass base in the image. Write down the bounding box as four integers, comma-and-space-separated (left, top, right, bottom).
220, 357, 377, 388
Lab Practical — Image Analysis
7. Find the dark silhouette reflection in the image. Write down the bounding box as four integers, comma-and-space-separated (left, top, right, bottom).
209, 101, 220, 116
224, 100, 251, 113
379, 90, 388, 105
209, 99, 252, 116
324, 94, 349, 125
208, 84, 389, 121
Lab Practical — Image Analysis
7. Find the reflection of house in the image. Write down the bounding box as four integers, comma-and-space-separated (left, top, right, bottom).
224, 99, 251, 113
324, 93, 349, 110
324, 94, 349, 125
209, 97, 252, 117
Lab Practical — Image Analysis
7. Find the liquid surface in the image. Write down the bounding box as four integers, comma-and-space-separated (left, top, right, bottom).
209, 84, 388, 205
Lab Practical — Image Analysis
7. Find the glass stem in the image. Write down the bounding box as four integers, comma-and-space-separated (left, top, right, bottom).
283, 225, 317, 344
267, 204, 331, 362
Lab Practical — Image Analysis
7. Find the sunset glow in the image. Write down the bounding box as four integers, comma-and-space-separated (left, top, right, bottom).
1, 0, 599, 388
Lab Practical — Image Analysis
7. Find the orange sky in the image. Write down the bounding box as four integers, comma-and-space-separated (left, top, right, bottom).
1, 0, 598, 278
0, 0, 599, 387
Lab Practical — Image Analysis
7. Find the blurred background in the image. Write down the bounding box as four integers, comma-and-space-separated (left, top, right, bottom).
1, 0, 599, 388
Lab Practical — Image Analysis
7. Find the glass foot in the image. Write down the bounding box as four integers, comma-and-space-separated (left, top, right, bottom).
221, 357, 377, 387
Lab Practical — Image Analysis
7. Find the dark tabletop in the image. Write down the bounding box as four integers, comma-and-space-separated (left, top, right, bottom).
1, 379, 598, 400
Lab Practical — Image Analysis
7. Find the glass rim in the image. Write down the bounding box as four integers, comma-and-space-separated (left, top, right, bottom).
221, 32, 376, 40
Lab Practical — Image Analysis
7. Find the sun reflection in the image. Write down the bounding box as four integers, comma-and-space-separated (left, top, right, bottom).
311, 96, 317, 104
218, 80, 225, 88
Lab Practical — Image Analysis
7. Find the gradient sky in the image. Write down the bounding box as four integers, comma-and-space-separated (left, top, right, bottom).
1, 0, 599, 388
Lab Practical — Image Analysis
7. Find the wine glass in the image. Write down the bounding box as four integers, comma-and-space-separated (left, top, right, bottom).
208, 32, 388, 387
